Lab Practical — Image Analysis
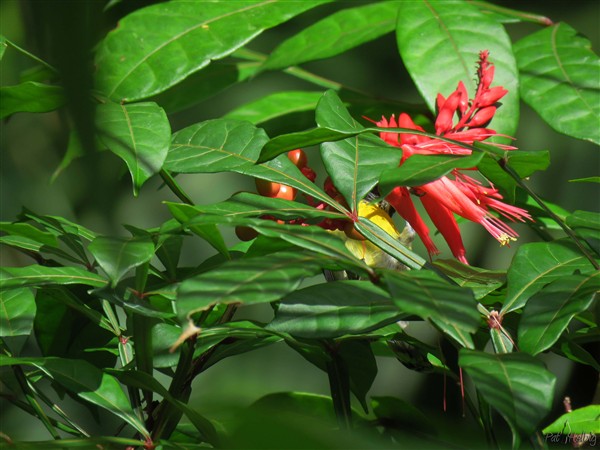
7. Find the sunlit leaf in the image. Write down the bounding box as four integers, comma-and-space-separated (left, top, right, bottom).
0, 288, 35, 337
383, 269, 479, 348
261, 1, 398, 71
88, 235, 155, 287
460, 350, 556, 442
0, 266, 106, 290
96, 101, 170, 195
514, 23, 600, 145
518, 273, 599, 355
165, 119, 268, 173
501, 241, 597, 314
95, 0, 330, 101
396, 0, 519, 139
267, 280, 401, 338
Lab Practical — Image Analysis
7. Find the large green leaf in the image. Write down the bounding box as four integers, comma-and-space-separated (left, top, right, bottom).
396, 0, 519, 139
566, 210, 600, 255
518, 273, 599, 355
95, 0, 329, 101
267, 280, 401, 338
459, 350, 556, 442
0, 265, 106, 290
514, 23, 600, 145
176, 251, 329, 321
501, 241, 597, 314
0, 82, 65, 118
543, 405, 600, 434
383, 270, 479, 348
88, 235, 155, 287
379, 153, 485, 196
0, 288, 35, 337
165, 119, 269, 173
96, 101, 170, 195
225, 90, 323, 125
316, 90, 400, 209
0, 356, 149, 438
261, 1, 398, 71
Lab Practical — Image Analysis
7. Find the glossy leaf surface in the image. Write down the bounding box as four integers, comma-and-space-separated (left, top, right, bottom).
0, 266, 106, 290
0, 288, 36, 337
0, 82, 65, 118
514, 23, 600, 145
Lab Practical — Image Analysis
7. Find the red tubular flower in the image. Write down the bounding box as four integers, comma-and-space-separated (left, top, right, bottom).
375, 51, 532, 263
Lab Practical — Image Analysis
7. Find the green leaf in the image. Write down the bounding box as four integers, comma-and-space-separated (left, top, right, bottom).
0, 82, 65, 118
316, 90, 400, 209
566, 210, 600, 254
0, 266, 106, 290
432, 259, 505, 300
258, 127, 359, 163
544, 405, 600, 435
151, 60, 259, 115
570, 176, 600, 184
379, 153, 485, 196
371, 396, 433, 434
338, 339, 377, 412
459, 350, 556, 441
165, 119, 268, 173
383, 270, 479, 348
0, 288, 36, 337
166, 192, 345, 223
477, 150, 550, 203
0, 35, 6, 61
176, 251, 331, 321
241, 154, 339, 211
396, 0, 519, 139
182, 215, 371, 276
267, 280, 401, 338
261, 1, 398, 71
51, 130, 86, 183
88, 236, 155, 287
95, 0, 330, 101
321, 134, 401, 211
514, 23, 600, 145
225, 90, 323, 124
501, 241, 598, 314
354, 216, 426, 271
518, 273, 599, 355
96, 101, 170, 195
107, 369, 219, 445
0, 356, 149, 438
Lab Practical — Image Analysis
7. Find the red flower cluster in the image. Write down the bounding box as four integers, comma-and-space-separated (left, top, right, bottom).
375, 50, 531, 264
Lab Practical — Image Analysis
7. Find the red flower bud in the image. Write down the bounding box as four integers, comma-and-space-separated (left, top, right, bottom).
399, 112, 427, 146
478, 86, 508, 107
457, 81, 469, 115
435, 90, 461, 134
301, 166, 317, 182
436, 93, 446, 112
467, 106, 496, 128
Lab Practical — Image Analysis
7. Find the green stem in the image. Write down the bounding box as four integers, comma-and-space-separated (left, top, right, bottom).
0, 394, 83, 436
467, 1, 553, 26
499, 160, 599, 270
160, 170, 194, 205
4, 38, 60, 74
0, 340, 60, 440
324, 342, 352, 430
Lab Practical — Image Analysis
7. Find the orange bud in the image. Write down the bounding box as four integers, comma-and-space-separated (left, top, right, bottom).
287, 149, 307, 168
255, 179, 281, 197
274, 184, 297, 201
235, 226, 258, 241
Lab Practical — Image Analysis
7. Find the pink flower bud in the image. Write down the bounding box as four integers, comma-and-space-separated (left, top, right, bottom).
481, 65, 495, 91
436, 93, 446, 112
467, 106, 496, 128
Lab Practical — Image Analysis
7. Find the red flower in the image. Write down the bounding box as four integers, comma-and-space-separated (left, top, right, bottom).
375, 51, 531, 265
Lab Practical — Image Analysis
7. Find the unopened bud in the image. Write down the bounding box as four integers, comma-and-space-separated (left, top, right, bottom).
478, 86, 507, 107
467, 106, 496, 128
